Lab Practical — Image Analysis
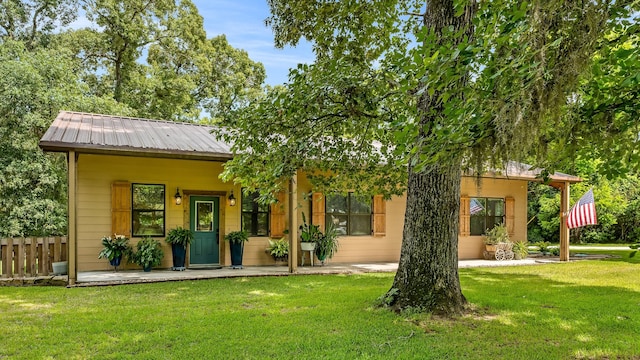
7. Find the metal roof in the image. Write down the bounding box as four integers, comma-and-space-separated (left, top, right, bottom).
39, 111, 581, 184
470, 161, 582, 184
39, 111, 233, 161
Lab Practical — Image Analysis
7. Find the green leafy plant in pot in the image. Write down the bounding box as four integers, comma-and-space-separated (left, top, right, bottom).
299, 212, 322, 252
225, 231, 248, 269
130, 237, 164, 272
98, 234, 131, 271
266, 237, 289, 263
165, 226, 193, 271
315, 223, 339, 265
512, 241, 529, 260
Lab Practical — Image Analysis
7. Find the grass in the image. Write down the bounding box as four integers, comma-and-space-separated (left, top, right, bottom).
573, 248, 640, 264
1, 256, 639, 359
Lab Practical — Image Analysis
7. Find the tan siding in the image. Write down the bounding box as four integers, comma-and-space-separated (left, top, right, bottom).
292, 173, 405, 264
458, 177, 528, 259
76, 154, 530, 269
77, 154, 238, 271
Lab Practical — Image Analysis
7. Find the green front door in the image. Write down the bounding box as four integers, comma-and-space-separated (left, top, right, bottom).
190, 196, 220, 265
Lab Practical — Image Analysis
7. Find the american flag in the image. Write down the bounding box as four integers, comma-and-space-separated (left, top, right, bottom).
567, 188, 597, 229
470, 198, 484, 215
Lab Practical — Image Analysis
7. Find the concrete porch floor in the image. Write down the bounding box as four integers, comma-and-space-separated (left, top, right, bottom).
74, 258, 544, 287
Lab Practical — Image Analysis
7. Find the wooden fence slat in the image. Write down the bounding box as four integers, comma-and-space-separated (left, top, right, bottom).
17, 238, 25, 277
53, 237, 62, 263
4, 238, 14, 277
41, 237, 50, 276
61, 237, 67, 261
28, 237, 37, 276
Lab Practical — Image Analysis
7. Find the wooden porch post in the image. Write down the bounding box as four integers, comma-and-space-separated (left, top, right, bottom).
67, 151, 78, 285
559, 181, 570, 261
288, 172, 298, 273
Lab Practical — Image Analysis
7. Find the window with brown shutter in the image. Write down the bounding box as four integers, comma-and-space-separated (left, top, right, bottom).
469, 197, 505, 235
241, 190, 269, 236
131, 184, 165, 237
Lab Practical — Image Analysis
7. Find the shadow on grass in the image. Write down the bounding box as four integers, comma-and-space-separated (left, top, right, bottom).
574, 249, 640, 264
453, 267, 640, 359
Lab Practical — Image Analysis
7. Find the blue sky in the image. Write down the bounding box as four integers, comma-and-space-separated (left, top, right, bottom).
192, 0, 314, 85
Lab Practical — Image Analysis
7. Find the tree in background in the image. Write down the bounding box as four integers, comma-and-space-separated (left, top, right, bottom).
54, 0, 265, 122
0, 0, 77, 49
0, 0, 265, 236
0, 40, 128, 237
528, 160, 640, 245
528, 16, 640, 245
221, 0, 637, 315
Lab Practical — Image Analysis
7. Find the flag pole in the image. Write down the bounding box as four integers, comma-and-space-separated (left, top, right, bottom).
559, 181, 570, 261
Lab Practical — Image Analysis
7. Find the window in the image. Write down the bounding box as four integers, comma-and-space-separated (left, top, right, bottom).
132, 184, 165, 237
470, 197, 505, 236
241, 191, 269, 236
326, 193, 372, 236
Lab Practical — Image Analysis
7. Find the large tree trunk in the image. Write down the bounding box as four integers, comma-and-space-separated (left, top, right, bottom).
386, 0, 476, 315
389, 161, 467, 315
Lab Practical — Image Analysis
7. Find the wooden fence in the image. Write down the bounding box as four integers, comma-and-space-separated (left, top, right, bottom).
0, 237, 67, 278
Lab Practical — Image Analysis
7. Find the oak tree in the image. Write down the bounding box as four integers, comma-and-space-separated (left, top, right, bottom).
221, 0, 636, 315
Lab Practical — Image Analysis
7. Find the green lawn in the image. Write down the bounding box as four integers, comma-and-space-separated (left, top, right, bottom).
1, 257, 639, 359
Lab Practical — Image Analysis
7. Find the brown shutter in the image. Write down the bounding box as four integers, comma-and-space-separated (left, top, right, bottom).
372, 195, 386, 236
270, 191, 286, 238
459, 195, 470, 236
111, 181, 131, 237
311, 192, 325, 231
505, 196, 515, 238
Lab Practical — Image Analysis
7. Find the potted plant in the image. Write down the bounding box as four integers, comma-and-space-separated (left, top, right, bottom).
266, 237, 289, 263
98, 234, 131, 271
299, 212, 322, 252
484, 224, 510, 249
315, 223, 339, 265
165, 226, 193, 271
130, 237, 164, 272
512, 241, 529, 260
225, 231, 248, 269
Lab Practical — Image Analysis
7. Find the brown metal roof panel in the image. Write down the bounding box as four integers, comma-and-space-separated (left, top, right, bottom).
59, 113, 81, 143
89, 114, 104, 145
188, 126, 219, 152
102, 115, 117, 146
41, 111, 234, 158
41, 117, 65, 143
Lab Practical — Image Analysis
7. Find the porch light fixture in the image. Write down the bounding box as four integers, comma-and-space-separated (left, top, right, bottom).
228, 190, 236, 206
174, 188, 182, 205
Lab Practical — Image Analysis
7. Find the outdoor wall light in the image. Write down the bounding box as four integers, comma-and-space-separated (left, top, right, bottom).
174, 188, 182, 205
228, 190, 236, 206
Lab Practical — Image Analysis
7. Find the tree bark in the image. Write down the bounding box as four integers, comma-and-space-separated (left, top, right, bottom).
386, 0, 475, 315
389, 161, 467, 315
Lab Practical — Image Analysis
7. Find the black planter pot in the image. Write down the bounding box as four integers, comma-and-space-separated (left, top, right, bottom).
229, 241, 244, 269
171, 244, 187, 271
109, 255, 122, 271
143, 264, 152, 272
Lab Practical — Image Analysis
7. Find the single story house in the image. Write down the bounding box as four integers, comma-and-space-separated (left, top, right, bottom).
39, 111, 580, 284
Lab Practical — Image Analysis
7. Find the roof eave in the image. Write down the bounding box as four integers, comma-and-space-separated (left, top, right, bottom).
38, 141, 234, 162
463, 172, 582, 184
